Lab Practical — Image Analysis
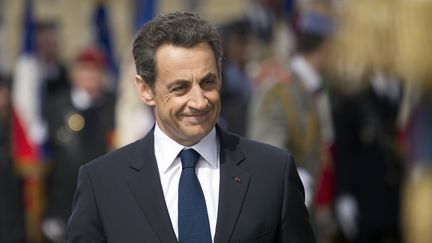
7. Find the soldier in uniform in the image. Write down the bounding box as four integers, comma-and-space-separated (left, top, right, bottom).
248, 9, 336, 243
248, 10, 334, 209
43, 47, 115, 242
332, 76, 404, 243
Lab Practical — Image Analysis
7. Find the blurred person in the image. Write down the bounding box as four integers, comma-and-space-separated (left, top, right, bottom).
0, 75, 26, 243
249, 9, 334, 209
219, 20, 254, 136
13, 21, 69, 154
248, 9, 337, 243
12, 21, 69, 242
66, 12, 315, 243
322, 0, 432, 241
42, 47, 115, 242
332, 75, 404, 243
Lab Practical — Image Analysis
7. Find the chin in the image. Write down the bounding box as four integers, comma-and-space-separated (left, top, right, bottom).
186, 127, 210, 139
180, 125, 213, 144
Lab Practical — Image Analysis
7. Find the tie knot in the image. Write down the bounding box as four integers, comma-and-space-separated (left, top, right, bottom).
179, 149, 200, 169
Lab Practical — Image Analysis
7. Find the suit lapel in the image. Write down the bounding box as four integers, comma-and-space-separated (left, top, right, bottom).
214, 126, 251, 243
127, 130, 178, 243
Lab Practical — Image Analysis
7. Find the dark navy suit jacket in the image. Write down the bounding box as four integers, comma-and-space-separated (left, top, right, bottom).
66, 125, 315, 243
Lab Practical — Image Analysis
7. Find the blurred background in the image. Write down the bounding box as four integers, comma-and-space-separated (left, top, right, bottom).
1, 0, 431, 242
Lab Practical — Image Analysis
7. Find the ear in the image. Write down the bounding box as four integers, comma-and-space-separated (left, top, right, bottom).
135, 75, 156, 106
217, 67, 222, 90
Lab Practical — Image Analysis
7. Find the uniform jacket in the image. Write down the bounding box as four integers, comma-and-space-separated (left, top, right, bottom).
248, 77, 321, 179
46, 91, 115, 221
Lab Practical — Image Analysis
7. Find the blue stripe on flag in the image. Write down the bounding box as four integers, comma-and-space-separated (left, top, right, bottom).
134, 0, 156, 32
22, 0, 34, 54
93, 3, 119, 80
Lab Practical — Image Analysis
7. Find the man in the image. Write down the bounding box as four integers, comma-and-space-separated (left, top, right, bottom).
247, 9, 336, 242
44, 47, 115, 242
248, 9, 334, 209
66, 12, 314, 243
332, 76, 404, 243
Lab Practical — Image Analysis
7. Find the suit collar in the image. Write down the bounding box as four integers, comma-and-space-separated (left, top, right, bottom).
215, 124, 246, 165
128, 126, 155, 171
214, 125, 251, 243
127, 127, 178, 243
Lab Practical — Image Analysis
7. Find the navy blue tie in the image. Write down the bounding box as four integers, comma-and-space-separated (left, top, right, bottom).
178, 149, 212, 243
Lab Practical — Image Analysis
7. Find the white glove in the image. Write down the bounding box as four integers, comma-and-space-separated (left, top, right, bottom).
41, 217, 65, 243
297, 167, 314, 209
335, 194, 359, 240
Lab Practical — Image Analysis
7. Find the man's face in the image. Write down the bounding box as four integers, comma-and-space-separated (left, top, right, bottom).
36, 28, 59, 61
71, 63, 106, 100
136, 42, 221, 146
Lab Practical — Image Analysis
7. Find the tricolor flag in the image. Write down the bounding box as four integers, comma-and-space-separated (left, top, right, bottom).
11, 0, 47, 241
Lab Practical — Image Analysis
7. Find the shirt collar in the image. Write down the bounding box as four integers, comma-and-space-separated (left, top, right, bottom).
289, 55, 322, 93
71, 87, 92, 110
154, 123, 219, 174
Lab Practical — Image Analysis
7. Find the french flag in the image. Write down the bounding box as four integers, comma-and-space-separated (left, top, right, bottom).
11, 0, 47, 241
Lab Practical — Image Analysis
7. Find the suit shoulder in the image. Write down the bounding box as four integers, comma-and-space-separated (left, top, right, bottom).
227, 132, 293, 163
243, 137, 291, 157
225, 132, 297, 182
82, 139, 141, 173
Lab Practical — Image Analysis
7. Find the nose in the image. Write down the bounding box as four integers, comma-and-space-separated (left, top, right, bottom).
188, 84, 208, 110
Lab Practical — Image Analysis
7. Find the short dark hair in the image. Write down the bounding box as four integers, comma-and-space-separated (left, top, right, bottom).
132, 12, 222, 87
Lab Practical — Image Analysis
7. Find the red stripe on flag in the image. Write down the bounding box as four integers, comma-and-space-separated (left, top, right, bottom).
11, 108, 40, 165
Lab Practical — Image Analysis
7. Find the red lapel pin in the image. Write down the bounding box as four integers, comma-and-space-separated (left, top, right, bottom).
233, 176, 241, 183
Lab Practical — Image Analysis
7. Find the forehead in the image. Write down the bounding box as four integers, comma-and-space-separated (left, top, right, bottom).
154, 42, 217, 83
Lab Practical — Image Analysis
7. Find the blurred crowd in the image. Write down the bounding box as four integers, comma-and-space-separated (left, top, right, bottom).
1, 0, 432, 243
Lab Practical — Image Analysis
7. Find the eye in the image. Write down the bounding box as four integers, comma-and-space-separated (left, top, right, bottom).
170, 83, 188, 94
201, 78, 217, 89
171, 85, 185, 92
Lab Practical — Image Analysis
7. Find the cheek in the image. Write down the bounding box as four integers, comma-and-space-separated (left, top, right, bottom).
159, 96, 186, 119
207, 91, 221, 106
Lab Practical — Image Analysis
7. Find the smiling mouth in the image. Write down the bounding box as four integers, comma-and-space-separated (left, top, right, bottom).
181, 109, 212, 122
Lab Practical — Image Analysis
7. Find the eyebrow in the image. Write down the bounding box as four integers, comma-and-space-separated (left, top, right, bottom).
166, 80, 189, 90
199, 73, 218, 83
167, 72, 218, 89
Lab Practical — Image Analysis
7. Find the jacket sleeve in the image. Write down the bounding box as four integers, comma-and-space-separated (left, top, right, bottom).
277, 157, 316, 243
66, 166, 106, 243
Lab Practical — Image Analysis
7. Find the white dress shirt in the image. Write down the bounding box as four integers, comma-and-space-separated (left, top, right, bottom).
154, 123, 220, 241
